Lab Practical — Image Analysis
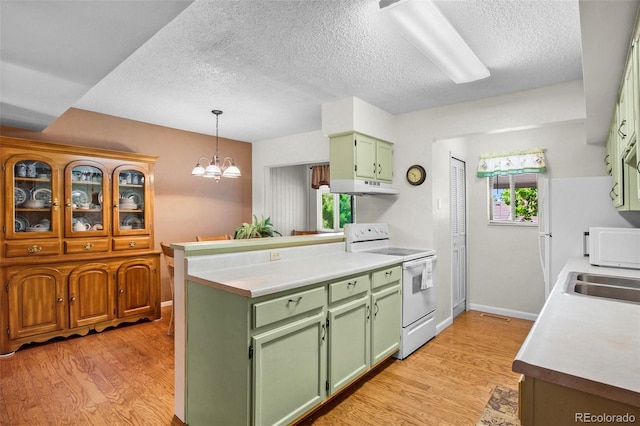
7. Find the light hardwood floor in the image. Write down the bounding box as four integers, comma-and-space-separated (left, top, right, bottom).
0, 307, 532, 425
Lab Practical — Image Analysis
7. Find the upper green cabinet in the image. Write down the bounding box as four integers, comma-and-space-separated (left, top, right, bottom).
330, 132, 394, 183
607, 17, 640, 211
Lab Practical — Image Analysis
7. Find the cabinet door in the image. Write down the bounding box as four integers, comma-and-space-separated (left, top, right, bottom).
611, 106, 624, 208
4, 154, 61, 240
65, 161, 110, 238
113, 165, 150, 236
376, 140, 393, 182
252, 311, 326, 426
68, 263, 115, 328
327, 295, 370, 395
354, 134, 376, 179
7, 267, 66, 339
371, 284, 401, 365
116, 258, 158, 318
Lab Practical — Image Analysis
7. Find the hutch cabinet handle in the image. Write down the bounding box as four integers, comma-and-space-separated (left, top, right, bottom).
119, 289, 125, 294
65, 199, 72, 207
82, 243, 94, 250
52, 197, 60, 210
70, 295, 76, 302
287, 296, 302, 304
57, 297, 63, 304
128, 241, 137, 247
27, 245, 42, 253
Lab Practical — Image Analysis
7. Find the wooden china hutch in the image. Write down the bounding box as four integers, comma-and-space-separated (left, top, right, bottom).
0, 136, 161, 355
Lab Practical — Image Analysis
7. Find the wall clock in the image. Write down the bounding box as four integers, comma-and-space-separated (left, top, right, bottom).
406, 165, 426, 186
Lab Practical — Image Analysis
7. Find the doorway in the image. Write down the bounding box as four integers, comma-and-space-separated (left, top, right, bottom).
451, 157, 467, 318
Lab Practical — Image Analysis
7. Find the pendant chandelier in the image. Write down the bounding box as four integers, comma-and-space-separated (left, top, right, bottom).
191, 109, 241, 181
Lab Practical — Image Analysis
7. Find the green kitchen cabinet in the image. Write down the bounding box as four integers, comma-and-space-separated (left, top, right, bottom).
371, 283, 402, 365
184, 263, 402, 426
330, 132, 394, 183
327, 294, 370, 395
252, 312, 327, 426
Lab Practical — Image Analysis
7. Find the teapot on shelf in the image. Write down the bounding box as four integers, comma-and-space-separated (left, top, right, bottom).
72, 221, 91, 232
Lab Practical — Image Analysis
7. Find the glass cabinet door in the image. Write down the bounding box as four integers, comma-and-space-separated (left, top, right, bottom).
65, 161, 109, 237
6, 156, 60, 239
113, 166, 149, 235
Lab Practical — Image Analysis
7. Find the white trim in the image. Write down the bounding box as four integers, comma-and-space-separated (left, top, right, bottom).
468, 303, 538, 321
436, 315, 453, 335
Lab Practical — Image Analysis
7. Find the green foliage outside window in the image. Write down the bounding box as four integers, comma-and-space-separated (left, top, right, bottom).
322, 193, 352, 230
501, 187, 538, 221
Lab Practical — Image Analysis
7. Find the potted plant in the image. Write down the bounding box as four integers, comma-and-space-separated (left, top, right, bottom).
234, 215, 282, 239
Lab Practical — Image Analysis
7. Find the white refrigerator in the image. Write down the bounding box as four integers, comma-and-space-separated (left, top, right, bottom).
538, 176, 638, 298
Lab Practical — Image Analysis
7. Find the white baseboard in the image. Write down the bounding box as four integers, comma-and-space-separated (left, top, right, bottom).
161, 300, 173, 308
468, 303, 538, 321
436, 315, 453, 335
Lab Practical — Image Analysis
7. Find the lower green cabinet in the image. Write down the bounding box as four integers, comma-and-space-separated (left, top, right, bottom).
371, 284, 402, 365
253, 312, 327, 426
327, 294, 370, 395
185, 264, 402, 426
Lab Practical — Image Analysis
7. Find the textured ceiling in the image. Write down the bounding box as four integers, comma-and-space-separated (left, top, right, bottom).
0, 0, 635, 143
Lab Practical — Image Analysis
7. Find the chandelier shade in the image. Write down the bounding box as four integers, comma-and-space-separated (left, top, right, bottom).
191, 110, 241, 182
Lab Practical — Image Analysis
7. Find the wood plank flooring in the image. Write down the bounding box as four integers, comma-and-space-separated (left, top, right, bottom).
0, 308, 532, 425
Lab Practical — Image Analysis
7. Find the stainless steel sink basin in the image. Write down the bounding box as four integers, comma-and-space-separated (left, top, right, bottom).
574, 273, 640, 289
565, 272, 640, 304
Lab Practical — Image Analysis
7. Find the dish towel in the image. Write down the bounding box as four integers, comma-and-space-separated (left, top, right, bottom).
421, 259, 433, 290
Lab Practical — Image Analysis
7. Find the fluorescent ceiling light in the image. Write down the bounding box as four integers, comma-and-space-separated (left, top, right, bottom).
380, 0, 490, 84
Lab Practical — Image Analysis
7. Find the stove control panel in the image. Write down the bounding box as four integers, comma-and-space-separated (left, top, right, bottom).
345, 223, 390, 244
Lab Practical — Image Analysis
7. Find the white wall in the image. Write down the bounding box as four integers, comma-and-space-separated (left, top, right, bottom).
253, 80, 603, 325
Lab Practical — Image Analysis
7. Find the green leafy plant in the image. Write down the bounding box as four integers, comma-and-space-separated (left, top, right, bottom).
234, 215, 282, 239
501, 187, 538, 221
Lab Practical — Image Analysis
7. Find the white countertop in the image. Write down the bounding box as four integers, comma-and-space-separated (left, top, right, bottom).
187, 251, 402, 298
513, 257, 640, 407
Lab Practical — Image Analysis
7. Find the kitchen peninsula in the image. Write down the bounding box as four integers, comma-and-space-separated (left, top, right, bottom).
513, 258, 640, 425
171, 234, 404, 425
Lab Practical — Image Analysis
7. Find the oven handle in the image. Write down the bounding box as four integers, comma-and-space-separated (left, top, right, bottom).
403, 255, 437, 269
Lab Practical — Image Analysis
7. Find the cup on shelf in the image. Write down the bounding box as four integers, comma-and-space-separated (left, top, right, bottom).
79, 203, 91, 209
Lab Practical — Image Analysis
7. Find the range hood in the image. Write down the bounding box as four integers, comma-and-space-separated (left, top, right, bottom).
330, 179, 399, 195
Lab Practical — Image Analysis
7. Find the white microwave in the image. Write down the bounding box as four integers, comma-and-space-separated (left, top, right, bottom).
589, 227, 640, 269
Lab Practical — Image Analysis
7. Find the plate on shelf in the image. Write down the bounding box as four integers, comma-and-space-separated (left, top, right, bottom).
14, 186, 29, 206
122, 215, 143, 228
33, 188, 52, 206
71, 189, 90, 205
15, 215, 29, 232
122, 192, 142, 206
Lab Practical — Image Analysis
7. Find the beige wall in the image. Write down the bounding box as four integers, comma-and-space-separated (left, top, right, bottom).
1, 108, 252, 301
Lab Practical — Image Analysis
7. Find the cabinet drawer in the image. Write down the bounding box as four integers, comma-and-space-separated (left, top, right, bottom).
65, 239, 110, 254
328, 274, 370, 304
253, 286, 325, 329
112, 236, 150, 251
372, 266, 401, 289
5, 240, 61, 258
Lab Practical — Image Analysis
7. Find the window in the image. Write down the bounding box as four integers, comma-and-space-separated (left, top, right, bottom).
317, 186, 352, 231
489, 173, 538, 224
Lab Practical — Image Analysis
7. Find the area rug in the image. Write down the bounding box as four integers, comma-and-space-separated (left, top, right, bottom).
476, 385, 521, 426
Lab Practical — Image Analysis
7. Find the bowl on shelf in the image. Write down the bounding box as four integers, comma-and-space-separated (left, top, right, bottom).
23, 199, 45, 208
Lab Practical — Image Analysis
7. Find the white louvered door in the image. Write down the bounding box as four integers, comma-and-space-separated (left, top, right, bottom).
450, 157, 467, 318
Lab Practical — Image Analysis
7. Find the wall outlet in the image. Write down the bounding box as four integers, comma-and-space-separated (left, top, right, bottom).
270, 250, 281, 261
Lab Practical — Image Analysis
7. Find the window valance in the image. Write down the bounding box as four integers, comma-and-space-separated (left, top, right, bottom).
477, 148, 546, 177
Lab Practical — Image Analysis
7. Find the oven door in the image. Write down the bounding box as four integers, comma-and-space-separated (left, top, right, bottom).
402, 256, 437, 327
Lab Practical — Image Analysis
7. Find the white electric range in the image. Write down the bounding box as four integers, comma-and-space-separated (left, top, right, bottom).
345, 223, 437, 359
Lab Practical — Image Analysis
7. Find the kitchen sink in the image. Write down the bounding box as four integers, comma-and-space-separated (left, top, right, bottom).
565, 272, 640, 304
